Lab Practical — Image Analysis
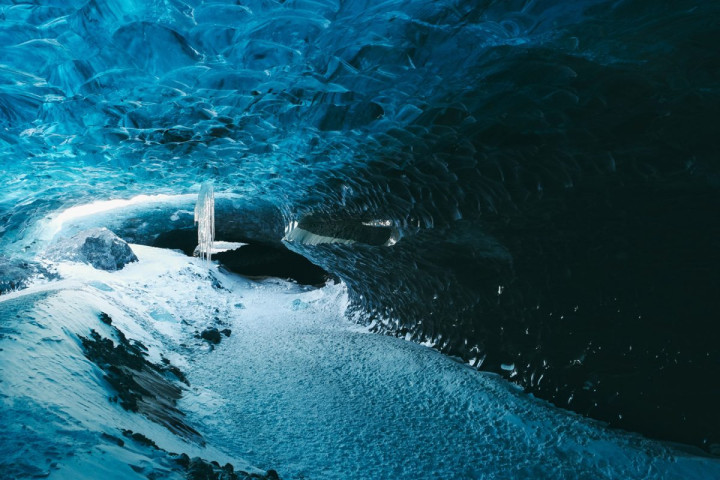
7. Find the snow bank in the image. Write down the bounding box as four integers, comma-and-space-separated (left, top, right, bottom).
1, 245, 718, 479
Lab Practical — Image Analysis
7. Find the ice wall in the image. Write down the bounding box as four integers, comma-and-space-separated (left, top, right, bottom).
0, 0, 718, 452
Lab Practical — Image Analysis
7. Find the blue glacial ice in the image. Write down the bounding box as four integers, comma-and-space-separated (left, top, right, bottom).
1, 0, 720, 476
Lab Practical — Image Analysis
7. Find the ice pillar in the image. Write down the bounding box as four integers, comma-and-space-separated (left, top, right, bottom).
194, 182, 215, 262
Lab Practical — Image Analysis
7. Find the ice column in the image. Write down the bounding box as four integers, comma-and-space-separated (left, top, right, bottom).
194, 182, 215, 262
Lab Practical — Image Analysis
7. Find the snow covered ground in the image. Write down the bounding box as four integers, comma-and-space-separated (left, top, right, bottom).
1, 245, 718, 479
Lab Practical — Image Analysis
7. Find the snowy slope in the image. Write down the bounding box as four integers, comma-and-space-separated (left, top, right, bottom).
0, 246, 263, 479
2, 245, 718, 479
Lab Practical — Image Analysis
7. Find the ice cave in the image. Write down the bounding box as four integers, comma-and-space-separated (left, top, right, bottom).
0, 1, 719, 479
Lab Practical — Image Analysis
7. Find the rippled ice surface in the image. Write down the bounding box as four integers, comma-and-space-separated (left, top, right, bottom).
181, 277, 717, 480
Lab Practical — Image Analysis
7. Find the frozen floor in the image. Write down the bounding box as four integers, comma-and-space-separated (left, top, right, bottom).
172, 251, 718, 480
2, 245, 719, 479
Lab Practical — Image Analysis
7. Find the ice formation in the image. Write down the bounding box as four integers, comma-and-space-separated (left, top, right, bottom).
194, 182, 215, 262
0, 0, 719, 476
45, 227, 138, 271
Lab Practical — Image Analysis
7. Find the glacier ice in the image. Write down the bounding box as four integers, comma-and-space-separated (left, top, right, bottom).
0, 0, 718, 469
194, 182, 215, 262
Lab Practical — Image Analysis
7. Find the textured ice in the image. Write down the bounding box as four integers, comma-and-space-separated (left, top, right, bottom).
0, 0, 718, 454
1, 246, 718, 479
194, 182, 215, 261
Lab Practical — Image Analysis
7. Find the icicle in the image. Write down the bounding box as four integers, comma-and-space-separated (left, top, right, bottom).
194, 182, 215, 262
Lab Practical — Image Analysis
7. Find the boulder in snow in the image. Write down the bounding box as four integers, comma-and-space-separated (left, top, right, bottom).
47, 228, 138, 271
199, 327, 222, 344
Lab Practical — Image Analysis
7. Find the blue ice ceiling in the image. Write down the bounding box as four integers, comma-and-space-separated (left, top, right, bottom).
4, 0, 713, 227
1, 0, 719, 453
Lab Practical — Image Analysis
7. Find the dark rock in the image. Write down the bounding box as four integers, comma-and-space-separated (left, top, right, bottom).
79, 314, 200, 442
180, 456, 276, 480
95, 427, 270, 480
99, 312, 113, 325
214, 243, 332, 286
161, 357, 189, 385
210, 274, 225, 291
174, 453, 190, 468
46, 228, 138, 271
0, 256, 57, 295
101, 432, 125, 447
200, 328, 222, 344
122, 430, 159, 450
220, 329, 231, 337
187, 457, 217, 480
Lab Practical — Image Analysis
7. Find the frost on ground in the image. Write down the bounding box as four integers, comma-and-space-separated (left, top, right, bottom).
0, 245, 270, 479
1, 245, 718, 479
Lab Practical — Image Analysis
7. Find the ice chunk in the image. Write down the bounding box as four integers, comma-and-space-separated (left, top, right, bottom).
45, 228, 138, 271
194, 183, 215, 262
